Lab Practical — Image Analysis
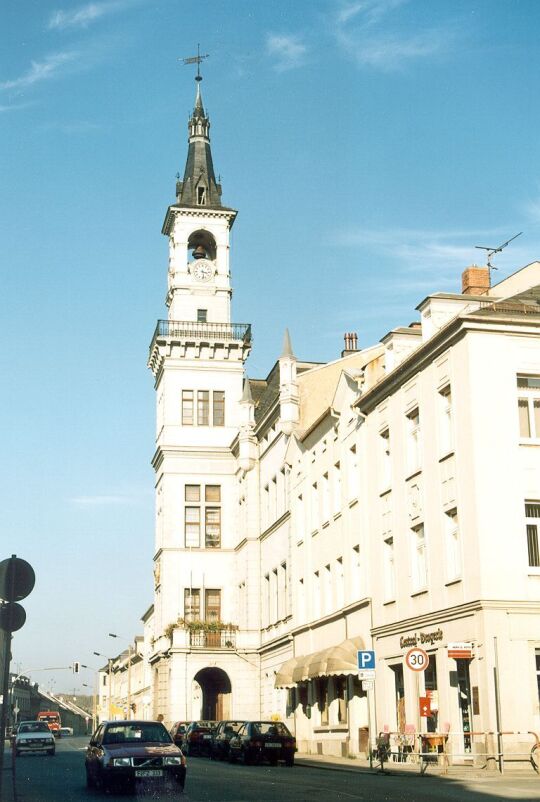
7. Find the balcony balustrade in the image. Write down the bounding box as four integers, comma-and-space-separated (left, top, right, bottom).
150, 320, 251, 353
189, 629, 237, 649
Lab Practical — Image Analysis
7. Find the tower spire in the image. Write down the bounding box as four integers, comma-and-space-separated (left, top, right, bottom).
176, 47, 222, 209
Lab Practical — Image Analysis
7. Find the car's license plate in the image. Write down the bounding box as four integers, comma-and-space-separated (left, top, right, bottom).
203, 734, 211, 739
135, 769, 163, 777
265, 742, 281, 748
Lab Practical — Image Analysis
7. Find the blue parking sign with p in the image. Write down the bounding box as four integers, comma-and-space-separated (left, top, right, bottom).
357, 650, 375, 670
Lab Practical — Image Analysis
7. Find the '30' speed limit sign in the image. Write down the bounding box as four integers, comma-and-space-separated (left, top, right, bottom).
405, 647, 429, 671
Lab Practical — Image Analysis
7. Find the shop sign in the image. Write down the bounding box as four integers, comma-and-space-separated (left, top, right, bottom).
405, 647, 429, 672
447, 641, 473, 659
399, 628, 443, 649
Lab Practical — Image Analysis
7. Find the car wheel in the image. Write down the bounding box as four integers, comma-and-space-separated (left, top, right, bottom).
48, 748, 55, 756
228, 748, 237, 763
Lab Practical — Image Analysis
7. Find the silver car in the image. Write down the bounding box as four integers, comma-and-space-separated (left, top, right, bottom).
14, 721, 56, 756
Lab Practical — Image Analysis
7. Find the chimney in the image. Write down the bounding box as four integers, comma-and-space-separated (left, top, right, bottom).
462, 264, 490, 296
341, 332, 359, 357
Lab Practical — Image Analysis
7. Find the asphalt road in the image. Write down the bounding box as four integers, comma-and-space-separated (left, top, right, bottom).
7, 736, 540, 802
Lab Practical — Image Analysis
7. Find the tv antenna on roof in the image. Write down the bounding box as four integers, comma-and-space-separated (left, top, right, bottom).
180, 43, 209, 82
475, 231, 523, 273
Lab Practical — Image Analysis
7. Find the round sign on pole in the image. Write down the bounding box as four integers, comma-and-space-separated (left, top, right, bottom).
405, 647, 429, 672
0, 602, 27, 632
0, 557, 35, 602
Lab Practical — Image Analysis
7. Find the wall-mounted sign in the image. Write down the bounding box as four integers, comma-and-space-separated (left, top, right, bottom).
405, 647, 429, 672
399, 628, 443, 649
447, 642, 473, 659
419, 696, 431, 717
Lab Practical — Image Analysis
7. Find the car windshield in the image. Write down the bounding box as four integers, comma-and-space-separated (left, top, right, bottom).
103, 723, 171, 745
252, 722, 291, 737
19, 723, 50, 734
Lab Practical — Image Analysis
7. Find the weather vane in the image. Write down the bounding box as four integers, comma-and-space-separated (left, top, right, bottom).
475, 231, 523, 274
180, 43, 209, 82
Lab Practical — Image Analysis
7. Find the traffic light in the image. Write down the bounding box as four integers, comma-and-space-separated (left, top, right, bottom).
73, 661, 80, 673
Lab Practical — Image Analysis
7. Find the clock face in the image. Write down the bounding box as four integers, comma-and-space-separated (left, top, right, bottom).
192, 259, 213, 282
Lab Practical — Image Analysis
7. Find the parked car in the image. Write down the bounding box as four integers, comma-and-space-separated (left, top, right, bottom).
228, 721, 296, 766
169, 721, 190, 749
85, 720, 186, 794
210, 720, 246, 761
182, 721, 216, 756
14, 721, 56, 756
60, 726, 74, 736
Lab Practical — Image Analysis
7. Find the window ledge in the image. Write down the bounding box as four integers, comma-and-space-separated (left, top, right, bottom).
445, 577, 462, 587
311, 529, 319, 537
349, 498, 358, 508
313, 725, 349, 733
438, 449, 455, 462
322, 520, 330, 529
383, 598, 396, 606
411, 588, 429, 597
527, 568, 540, 576
333, 511, 342, 521
296, 539, 304, 547
405, 468, 422, 482
379, 486, 392, 497
519, 439, 540, 446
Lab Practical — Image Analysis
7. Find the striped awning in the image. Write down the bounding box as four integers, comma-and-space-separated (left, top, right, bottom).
275, 635, 366, 688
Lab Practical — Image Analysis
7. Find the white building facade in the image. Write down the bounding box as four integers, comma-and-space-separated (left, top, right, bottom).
101, 82, 540, 763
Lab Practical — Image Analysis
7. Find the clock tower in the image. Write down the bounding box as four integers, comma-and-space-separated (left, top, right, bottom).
147, 78, 256, 723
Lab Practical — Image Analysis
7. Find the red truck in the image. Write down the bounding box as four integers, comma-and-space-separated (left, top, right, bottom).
37, 711, 62, 737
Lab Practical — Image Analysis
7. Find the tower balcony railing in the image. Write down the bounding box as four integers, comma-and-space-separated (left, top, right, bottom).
189, 628, 237, 649
150, 320, 252, 354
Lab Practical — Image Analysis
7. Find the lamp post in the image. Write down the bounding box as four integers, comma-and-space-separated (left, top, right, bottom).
93, 653, 113, 720
109, 634, 133, 719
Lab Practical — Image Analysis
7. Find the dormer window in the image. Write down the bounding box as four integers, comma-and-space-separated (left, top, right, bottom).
197, 186, 207, 205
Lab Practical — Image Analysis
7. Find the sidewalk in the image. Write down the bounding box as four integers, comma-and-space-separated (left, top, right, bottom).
295, 751, 538, 780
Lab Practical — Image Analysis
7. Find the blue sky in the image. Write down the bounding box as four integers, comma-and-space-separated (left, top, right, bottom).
1, 0, 539, 693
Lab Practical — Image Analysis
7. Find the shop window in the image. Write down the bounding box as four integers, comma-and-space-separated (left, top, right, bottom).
317, 678, 329, 725
390, 664, 405, 732
334, 676, 347, 723
423, 655, 438, 733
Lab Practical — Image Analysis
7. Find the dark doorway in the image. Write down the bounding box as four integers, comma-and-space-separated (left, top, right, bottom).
193, 667, 231, 720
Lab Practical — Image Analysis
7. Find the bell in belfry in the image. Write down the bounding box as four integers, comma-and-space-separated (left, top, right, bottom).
193, 245, 207, 259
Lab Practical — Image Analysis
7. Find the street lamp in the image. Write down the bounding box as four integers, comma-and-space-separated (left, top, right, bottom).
109, 634, 133, 720
93, 652, 113, 720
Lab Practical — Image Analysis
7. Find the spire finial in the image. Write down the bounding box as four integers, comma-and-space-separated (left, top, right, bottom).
281, 328, 295, 358
241, 376, 254, 404
181, 44, 209, 83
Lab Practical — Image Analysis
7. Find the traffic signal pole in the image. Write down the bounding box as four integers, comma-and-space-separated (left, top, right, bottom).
0, 560, 16, 799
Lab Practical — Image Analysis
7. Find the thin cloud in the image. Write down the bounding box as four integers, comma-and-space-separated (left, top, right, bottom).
48, 0, 130, 31
0, 100, 36, 112
0, 50, 77, 90
266, 33, 307, 72
70, 494, 138, 506
334, 0, 454, 71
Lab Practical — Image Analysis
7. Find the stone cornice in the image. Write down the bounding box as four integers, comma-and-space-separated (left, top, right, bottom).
260, 511, 291, 542
370, 598, 540, 638
162, 204, 237, 236
151, 445, 235, 470
358, 313, 540, 414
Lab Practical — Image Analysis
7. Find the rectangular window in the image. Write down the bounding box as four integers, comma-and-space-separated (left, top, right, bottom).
517, 375, 540, 439
197, 186, 206, 205
313, 570, 320, 618
264, 574, 270, 628
334, 676, 347, 724
439, 385, 453, 454
406, 407, 421, 474
205, 507, 221, 548
197, 308, 207, 323
213, 391, 225, 426
352, 545, 361, 597
444, 508, 461, 580
182, 390, 194, 426
185, 506, 200, 547
296, 494, 304, 541
347, 444, 358, 500
184, 588, 200, 621
297, 577, 305, 623
335, 557, 344, 609
322, 473, 330, 523
525, 502, 540, 568
318, 678, 329, 725
411, 523, 427, 591
324, 564, 332, 614
311, 482, 318, 531
185, 484, 200, 502
380, 428, 391, 488
332, 462, 341, 514
383, 536, 395, 600
205, 589, 221, 623
197, 390, 210, 425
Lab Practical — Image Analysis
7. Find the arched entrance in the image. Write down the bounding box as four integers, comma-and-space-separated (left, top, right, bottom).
193, 667, 231, 720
